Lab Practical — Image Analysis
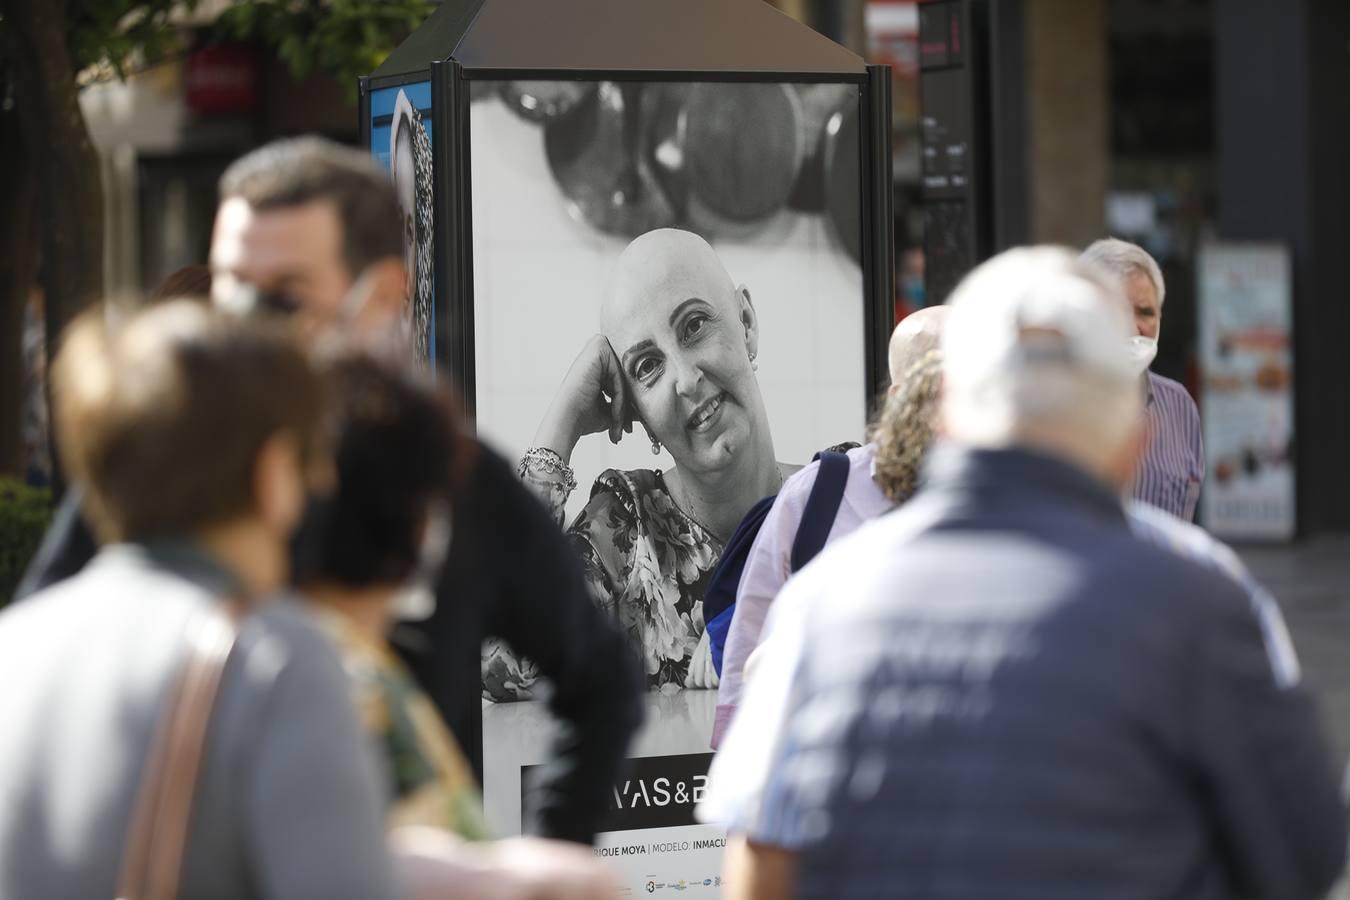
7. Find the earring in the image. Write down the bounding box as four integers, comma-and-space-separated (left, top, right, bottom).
749, 350, 758, 372
651, 439, 661, 456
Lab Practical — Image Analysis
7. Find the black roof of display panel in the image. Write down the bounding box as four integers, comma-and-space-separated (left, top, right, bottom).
371, 0, 865, 79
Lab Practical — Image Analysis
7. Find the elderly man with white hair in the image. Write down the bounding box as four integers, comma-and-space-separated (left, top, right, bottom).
699, 247, 1345, 900
1081, 237, 1204, 520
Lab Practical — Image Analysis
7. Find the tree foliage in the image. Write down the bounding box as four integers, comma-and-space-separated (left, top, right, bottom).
0, 477, 51, 606
1, 1, 198, 84
215, 0, 433, 88
0, 0, 433, 481
66, 0, 198, 77
3, 0, 434, 96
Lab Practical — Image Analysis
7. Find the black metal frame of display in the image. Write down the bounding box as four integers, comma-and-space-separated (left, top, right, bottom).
362, 63, 895, 418
360, 0, 893, 780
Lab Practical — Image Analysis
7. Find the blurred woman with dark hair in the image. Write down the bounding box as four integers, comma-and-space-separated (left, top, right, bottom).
295, 352, 489, 837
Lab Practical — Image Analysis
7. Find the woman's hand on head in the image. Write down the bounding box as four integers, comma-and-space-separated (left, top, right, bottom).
533, 334, 634, 463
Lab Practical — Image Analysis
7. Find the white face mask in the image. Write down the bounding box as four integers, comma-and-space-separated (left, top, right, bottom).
334, 268, 413, 354
392, 502, 453, 622
219, 267, 410, 349
1126, 335, 1158, 375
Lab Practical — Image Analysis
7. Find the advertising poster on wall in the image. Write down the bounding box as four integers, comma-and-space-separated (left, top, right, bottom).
1198, 243, 1295, 540
469, 78, 868, 894
369, 81, 436, 366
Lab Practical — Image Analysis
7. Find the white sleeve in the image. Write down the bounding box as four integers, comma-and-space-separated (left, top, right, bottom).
699, 567, 817, 832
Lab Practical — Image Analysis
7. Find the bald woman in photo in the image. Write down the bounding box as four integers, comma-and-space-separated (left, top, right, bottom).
483, 229, 805, 700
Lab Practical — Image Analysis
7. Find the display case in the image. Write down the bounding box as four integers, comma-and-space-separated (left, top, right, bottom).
363, 1, 892, 890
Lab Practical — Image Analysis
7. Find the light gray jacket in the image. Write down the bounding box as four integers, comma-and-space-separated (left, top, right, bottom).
0, 543, 404, 900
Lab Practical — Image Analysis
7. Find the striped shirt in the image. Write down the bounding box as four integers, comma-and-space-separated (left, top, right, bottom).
1132, 371, 1204, 521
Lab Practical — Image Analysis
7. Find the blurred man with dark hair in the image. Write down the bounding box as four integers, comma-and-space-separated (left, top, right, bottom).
210, 136, 409, 338
18, 136, 643, 846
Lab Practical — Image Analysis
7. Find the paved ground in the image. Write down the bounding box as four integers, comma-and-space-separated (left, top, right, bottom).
1239, 538, 1350, 900
1241, 537, 1350, 758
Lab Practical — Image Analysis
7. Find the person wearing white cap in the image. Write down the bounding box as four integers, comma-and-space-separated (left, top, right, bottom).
699, 247, 1345, 900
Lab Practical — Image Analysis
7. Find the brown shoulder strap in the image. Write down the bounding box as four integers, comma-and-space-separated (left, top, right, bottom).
116, 602, 241, 900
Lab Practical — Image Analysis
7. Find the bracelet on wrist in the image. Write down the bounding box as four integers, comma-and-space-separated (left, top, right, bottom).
518, 446, 578, 495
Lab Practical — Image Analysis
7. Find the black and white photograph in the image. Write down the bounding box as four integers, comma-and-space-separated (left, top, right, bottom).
386, 86, 436, 364
471, 79, 869, 708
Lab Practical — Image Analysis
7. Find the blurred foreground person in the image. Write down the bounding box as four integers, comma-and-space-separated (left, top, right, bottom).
0, 303, 400, 898
297, 352, 489, 837
1081, 237, 1203, 520
702, 248, 1345, 900
17, 137, 642, 843
0, 304, 619, 900
14, 264, 214, 590
711, 309, 946, 746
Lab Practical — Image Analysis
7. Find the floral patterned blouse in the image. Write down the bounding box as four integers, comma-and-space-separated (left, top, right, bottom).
482, 461, 724, 702
313, 606, 490, 839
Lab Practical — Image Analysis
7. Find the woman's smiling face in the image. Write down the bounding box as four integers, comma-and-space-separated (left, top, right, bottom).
602, 230, 761, 475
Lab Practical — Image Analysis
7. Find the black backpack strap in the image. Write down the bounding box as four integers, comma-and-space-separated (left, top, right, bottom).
789, 451, 851, 572
703, 494, 777, 625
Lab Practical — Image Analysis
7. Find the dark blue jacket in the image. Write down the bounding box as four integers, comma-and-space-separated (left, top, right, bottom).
769, 447, 1346, 900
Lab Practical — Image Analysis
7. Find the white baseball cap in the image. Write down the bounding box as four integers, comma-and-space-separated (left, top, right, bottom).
943, 246, 1135, 391
941, 246, 1140, 446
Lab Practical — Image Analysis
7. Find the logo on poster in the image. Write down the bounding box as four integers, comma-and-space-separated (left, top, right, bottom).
613, 777, 706, 811
574, 753, 716, 831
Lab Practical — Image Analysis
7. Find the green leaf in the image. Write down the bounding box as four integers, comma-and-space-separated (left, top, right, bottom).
60, 0, 431, 94
0, 478, 52, 609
